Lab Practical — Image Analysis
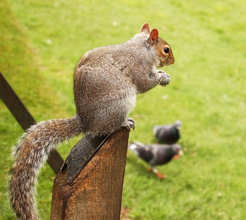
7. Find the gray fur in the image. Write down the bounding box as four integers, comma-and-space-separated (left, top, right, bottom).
74, 31, 173, 135
10, 116, 82, 220
10, 25, 174, 219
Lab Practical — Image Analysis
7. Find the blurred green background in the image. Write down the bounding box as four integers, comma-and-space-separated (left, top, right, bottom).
1, 0, 246, 219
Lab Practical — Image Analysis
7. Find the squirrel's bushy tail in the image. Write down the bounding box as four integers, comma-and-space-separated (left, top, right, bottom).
10, 116, 82, 220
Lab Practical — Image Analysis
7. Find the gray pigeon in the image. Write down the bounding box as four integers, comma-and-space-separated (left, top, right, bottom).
129, 142, 183, 179
153, 121, 182, 144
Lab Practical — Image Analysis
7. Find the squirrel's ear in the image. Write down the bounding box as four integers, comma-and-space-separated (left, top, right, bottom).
148, 29, 159, 45
141, 23, 150, 33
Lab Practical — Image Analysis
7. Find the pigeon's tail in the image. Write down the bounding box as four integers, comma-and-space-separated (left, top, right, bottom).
129, 142, 138, 152
153, 125, 162, 135
174, 120, 182, 128
128, 142, 143, 153
129, 142, 153, 163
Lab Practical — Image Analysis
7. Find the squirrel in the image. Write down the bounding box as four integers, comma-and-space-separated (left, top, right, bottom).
9, 23, 175, 220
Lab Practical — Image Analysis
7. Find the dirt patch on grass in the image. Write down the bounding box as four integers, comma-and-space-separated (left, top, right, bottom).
121, 207, 132, 220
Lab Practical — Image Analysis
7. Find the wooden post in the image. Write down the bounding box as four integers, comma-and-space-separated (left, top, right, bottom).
51, 128, 129, 220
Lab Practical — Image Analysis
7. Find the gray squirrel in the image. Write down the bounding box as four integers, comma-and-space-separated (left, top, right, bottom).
9, 23, 175, 220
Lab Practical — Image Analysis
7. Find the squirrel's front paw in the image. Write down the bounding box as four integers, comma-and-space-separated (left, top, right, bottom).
157, 70, 171, 86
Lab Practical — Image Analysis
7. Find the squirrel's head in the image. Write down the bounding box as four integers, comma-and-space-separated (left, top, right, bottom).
141, 24, 175, 67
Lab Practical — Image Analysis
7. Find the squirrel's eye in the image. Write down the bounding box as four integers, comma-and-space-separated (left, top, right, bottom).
163, 47, 169, 54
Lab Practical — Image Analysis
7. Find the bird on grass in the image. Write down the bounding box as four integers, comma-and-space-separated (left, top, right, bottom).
153, 120, 182, 144
129, 142, 183, 179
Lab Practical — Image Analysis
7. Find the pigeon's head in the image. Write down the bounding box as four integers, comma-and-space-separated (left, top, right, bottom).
172, 144, 183, 160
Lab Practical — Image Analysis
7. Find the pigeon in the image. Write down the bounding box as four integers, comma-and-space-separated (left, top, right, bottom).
129, 142, 183, 179
153, 121, 182, 144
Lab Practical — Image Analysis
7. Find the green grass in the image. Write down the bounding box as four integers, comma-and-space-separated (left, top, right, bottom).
1, 0, 246, 219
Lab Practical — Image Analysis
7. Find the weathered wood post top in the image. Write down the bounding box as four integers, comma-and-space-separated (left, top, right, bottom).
51, 128, 129, 220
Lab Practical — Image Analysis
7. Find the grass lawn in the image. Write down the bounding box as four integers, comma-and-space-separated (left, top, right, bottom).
1, 0, 246, 219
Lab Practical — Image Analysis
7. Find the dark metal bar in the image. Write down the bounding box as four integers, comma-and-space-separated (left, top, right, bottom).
0, 72, 64, 173
0, 73, 36, 130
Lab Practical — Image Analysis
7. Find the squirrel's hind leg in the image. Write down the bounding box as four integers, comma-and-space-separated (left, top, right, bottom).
87, 96, 135, 135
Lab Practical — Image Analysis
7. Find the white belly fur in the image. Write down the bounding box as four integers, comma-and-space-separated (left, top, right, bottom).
125, 92, 136, 115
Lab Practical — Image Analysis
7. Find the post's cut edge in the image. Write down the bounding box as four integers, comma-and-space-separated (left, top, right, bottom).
62, 128, 130, 185
62, 134, 109, 184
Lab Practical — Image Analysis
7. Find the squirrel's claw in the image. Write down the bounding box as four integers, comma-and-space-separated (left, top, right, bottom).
122, 118, 135, 131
